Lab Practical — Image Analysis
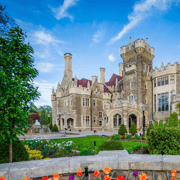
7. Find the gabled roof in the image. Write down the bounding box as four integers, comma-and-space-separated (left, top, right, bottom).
72, 74, 123, 93
104, 74, 123, 93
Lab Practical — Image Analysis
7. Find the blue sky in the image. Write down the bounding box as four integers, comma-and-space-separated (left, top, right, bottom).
3, 0, 180, 109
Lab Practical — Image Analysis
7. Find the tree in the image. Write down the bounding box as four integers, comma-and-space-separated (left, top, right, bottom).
40, 109, 47, 125
0, 3, 17, 38
175, 103, 180, 123
118, 124, 127, 137
129, 122, 137, 136
147, 123, 154, 137
0, 25, 41, 163
165, 112, 179, 127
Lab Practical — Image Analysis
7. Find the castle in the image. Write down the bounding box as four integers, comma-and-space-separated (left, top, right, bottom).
51, 38, 180, 134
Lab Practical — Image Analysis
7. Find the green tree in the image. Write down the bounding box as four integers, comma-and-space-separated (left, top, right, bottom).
0, 3, 17, 38
165, 112, 179, 127
175, 103, 180, 123
40, 109, 47, 125
129, 122, 137, 136
0, 25, 41, 163
147, 123, 154, 137
118, 124, 127, 136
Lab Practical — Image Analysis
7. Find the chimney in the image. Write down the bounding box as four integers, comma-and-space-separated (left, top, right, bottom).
119, 63, 123, 77
64, 53, 73, 79
146, 38, 148, 44
129, 37, 132, 44
92, 76, 98, 85
100, 67, 105, 83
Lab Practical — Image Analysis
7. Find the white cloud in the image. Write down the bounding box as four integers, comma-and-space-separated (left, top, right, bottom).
35, 62, 56, 73
93, 31, 104, 43
108, 54, 115, 62
49, 0, 80, 21
108, 0, 180, 45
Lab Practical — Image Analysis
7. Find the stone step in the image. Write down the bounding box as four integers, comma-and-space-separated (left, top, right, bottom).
1, 150, 180, 180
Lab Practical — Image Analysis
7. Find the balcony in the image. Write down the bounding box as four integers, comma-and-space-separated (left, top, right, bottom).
125, 65, 136, 74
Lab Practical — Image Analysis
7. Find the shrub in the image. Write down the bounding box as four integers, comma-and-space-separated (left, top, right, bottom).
49, 123, 53, 130
131, 136, 135, 139
0, 134, 29, 164
94, 130, 97, 133
126, 135, 132, 139
51, 124, 59, 132
80, 149, 95, 156
24, 145, 43, 160
129, 122, 137, 136
113, 135, 120, 140
98, 140, 124, 152
147, 123, 154, 137
118, 124, 127, 136
135, 134, 140, 140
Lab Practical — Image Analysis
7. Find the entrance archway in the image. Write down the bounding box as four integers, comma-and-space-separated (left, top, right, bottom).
67, 118, 74, 129
129, 114, 137, 129
113, 114, 121, 128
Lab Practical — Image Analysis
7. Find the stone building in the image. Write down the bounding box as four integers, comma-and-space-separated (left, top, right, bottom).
51, 38, 180, 134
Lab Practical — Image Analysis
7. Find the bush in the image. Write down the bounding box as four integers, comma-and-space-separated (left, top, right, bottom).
24, 145, 43, 160
49, 123, 53, 130
147, 123, 154, 137
113, 135, 120, 140
126, 135, 132, 139
98, 140, 124, 152
51, 124, 59, 132
118, 124, 127, 136
0, 135, 29, 164
129, 122, 137, 136
135, 134, 140, 140
80, 149, 95, 156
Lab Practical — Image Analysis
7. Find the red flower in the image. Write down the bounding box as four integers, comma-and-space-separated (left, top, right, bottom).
77, 170, 82, 176
116, 175, 125, 180
42, 176, 49, 180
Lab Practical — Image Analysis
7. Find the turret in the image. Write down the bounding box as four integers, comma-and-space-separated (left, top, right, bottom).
119, 63, 123, 77
64, 53, 73, 79
92, 76, 98, 85
100, 67, 105, 83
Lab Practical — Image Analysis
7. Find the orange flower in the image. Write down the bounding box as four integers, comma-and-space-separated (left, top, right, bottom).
139, 173, 148, 180
103, 166, 112, 174
23, 177, 32, 180
0, 177, 7, 180
170, 177, 176, 180
104, 175, 111, 180
52, 172, 61, 180
171, 170, 177, 177
94, 170, 100, 177
77, 170, 82, 176
116, 175, 125, 180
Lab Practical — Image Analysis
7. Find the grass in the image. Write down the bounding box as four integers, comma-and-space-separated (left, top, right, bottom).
24, 136, 148, 154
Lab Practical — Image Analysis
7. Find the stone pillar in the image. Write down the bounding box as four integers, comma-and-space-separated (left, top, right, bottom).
64, 118, 67, 129
123, 112, 128, 133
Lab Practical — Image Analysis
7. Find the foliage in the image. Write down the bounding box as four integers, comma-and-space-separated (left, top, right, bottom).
0, 25, 41, 148
113, 135, 120, 140
0, 134, 29, 164
135, 134, 140, 140
24, 144, 43, 160
98, 140, 124, 152
40, 109, 47, 125
147, 123, 154, 137
129, 122, 137, 136
118, 124, 127, 136
126, 134, 132, 139
165, 112, 179, 127
80, 149, 95, 156
52, 124, 59, 132
49, 123, 53, 130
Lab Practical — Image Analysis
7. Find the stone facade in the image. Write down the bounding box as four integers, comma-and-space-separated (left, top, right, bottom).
51, 38, 180, 133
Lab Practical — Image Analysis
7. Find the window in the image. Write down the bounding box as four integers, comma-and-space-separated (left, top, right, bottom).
86, 98, 88, 106
143, 64, 145, 71
93, 117, 96, 124
162, 77, 165, 86
93, 99, 96, 107
129, 96, 133, 103
99, 112, 102, 118
71, 97, 73, 106
131, 82, 133, 89
158, 93, 169, 112
83, 98, 85, 106
104, 117, 107, 126
158, 78, 161, 86
170, 96, 172, 111
165, 76, 169, 84
86, 116, 89, 126
129, 64, 132, 67
99, 121, 102, 127
134, 96, 136, 102
104, 102, 107, 109
170, 75, 175, 84
154, 95, 156, 112
83, 116, 86, 126
146, 65, 148, 72
154, 79, 156, 87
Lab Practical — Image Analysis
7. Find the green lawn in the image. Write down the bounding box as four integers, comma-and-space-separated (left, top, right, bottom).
25, 136, 148, 154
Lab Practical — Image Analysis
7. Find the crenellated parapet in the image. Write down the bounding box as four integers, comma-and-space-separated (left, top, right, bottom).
152, 62, 180, 78
120, 38, 155, 57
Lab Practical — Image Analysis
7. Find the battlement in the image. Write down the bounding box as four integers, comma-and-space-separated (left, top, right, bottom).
120, 38, 155, 56
152, 62, 180, 78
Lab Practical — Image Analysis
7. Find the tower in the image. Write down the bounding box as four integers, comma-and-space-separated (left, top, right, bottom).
120, 37, 155, 124
64, 53, 73, 79
100, 67, 105, 83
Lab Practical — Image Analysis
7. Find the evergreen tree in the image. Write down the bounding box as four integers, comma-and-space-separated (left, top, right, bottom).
40, 109, 47, 125
129, 122, 137, 136
147, 123, 154, 137
118, 124, 127, 136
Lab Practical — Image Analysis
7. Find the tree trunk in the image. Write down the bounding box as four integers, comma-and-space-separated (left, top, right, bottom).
9, 142, 12, 163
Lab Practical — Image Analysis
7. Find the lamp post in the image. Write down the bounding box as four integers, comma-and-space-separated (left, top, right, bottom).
142, 105, 145, 135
